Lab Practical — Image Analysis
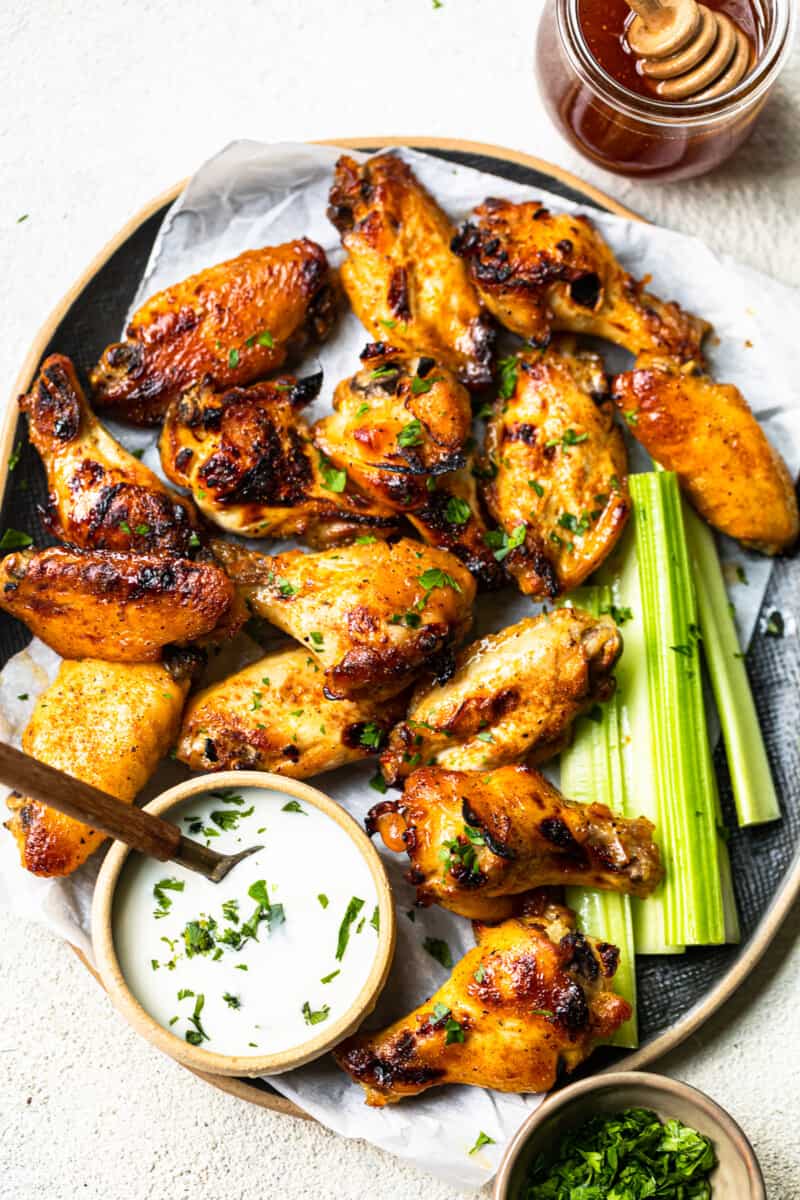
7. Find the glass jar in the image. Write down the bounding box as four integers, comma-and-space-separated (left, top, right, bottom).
535, 0, 794, 182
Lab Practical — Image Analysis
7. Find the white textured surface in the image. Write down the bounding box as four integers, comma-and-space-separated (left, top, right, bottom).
0, 2, 798, 1198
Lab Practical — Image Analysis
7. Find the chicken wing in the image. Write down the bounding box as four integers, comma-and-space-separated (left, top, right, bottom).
368, 765, 662, 920
89, 239, 337, 425
178, 646, 407, 776
0, 547, 233, 663
328, 154, 495, 388
452, 199, 709, 360
381, 607, 621, 784
480, 346, 630, 598
313, 344, 503, 587
335, 895, 631, 1104
612, 355, 799, 555
5, 660, 188, 876
159, 371, 398, 547
211, 536, 476, 700
20, 355, 200, 556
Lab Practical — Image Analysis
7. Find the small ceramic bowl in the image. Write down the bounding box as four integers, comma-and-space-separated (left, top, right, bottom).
92, 771, 396, 1078
494, 1071, 765, 1199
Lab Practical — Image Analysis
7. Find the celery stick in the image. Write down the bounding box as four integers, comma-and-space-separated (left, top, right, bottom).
683, 503, 780, 827
562, 585, 638, 1048
629, 473, 726, 947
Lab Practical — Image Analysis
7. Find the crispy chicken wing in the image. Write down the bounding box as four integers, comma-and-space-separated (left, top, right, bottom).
0, 547, 233, 663
612, 355, 799, 555
381, 608, 621, 784
159, 371, 398, 547
368, 765, 662, 920
480, 346, 630, 598
313, 344, 503, 587
5, 660, 188, 876
335, 895, 631, 1104
211, 537, 476, 700
452, 199, 709, 360
328, 154, 495, 387
89, 240, 337, 425
20, 355, 200, 556
178, 646, 407, 776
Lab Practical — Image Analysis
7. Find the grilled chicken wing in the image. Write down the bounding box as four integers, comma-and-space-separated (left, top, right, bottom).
328, 154, 495, 388
313, 344, 503, 586
5, 660, 188, 876
368, 765, 662, 920
612, 355, 799, 555
335, 895, 631, 1104
480, 346, 630, 598
452, 199, 709, 360
381, 608, 621, 784
89, 240, 337, 425
159, 371, 398, 547
211, 537, 476, 700
20, 355, 200, 556
178, 646, 407, 776
0, 547, 233, 663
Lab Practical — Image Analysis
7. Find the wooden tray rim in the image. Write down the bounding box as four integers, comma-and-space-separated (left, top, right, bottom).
7, 134, 800, 1122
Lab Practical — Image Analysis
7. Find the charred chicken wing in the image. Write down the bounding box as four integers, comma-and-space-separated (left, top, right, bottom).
480, 346, 630, 598
612, 355, 799, 555
211, 537, 476, 700
159, 371, 398, 547
5, 660, 188, 876
368, 765, 662, 920
90, 240, 337, 425
335, 895, 631, 1104
452, 199, 709, 360
328, 154, 494, 387
381, 607, 621, 784
20, 355, 200, 556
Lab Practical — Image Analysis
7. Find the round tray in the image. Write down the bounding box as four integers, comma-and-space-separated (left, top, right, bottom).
5, 137, 799, 1121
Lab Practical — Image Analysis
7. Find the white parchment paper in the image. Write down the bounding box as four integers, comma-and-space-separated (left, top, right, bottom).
1, 141, 799, 1188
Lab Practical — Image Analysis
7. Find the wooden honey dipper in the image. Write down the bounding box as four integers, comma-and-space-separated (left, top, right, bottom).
626, 0, 753, 100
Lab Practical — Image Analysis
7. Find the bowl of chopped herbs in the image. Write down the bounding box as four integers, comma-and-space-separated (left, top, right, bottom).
494, 1071, 765, 1199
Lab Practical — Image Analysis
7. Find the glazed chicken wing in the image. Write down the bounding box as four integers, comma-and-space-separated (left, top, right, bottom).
612, 355, 799, 555
452, 199, 709, 360
381, 607, 621, 784
89, 239, 337, 425
178, 646, 407, 776
368, 765, 662, 920
20, 355, 200, 556
159, 371, 398, 547
480, 347, 630, 598
211, 537, 476, 700
5, 660, 188, 876
328, 154, 494, 388
0, 547, 233, 663
335, 895, 631, 1105
313, 344, 503, 587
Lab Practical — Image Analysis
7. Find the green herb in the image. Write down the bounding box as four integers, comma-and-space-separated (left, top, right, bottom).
532, 1008, 554, 1017
670, 643, 693, 657
370, 364, 399, 380
483, 524, 526, 562
497, 355, 518, 400
335, 896, 365, 961
185, 993, 209, 1045
182, 917, 217, 957
561, 428, 588, 446
251, 691, 262, 711
624, 409, 639, 425
378, 317, 397, 330
221, 899, 239, 924
277, 579, 297, 598
557, 511, 590, 535
735, 564, 749, 585
601, 603, 633, 625
320, 969, 340, 984
8, 442, 21, 471
423, 937, 452, 969
282, 800, 306, 814
150, 959, 159, 971
223, 993, 241, 1009
418, 567, 462, 595
319, 455, 347, 493
476, 730, 494, 744
302, 1001, 330, 1026
134, 523, 150, 535
443, 495, 471, 526
16, 693, 28, 701
228, 348, 240, 368
473, 965, 486, 984
153, 877, 184, 918
410, 374, 443, 396
764, 610, 784, 637
309, 631, 324, 647
257, 329, 274, 348
398, 419, 424, 447
359, 722, 383, 750
17, 214, 29, 223
355, 534, 376, 544
369, 771, 388, 794
118, 520, 132, 535
356, 402, 370, 417
369, 905, 380, 932
188, 531, 201, 548
468, 1131, 495, 1155
0, 528, 33, 551
528, 479, 544, 497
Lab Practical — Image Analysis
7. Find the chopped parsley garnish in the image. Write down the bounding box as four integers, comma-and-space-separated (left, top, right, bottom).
309, 631, 324, 647
188, 531, 201, 548
282, 799, 306, 814
369, 771, 388, 794
476, 730, 494, 744
17, 693, 28, 701
210, 805, 254, 831
370, 364, 399, 380
302, 1001, 330, 1026
355, 402, 370, 417
8, 442, 21, 471
423, 937, 453, 969
473, 964, 486, 984
182, 918, 217, 957
468, 1131, 495, 1156
369, 905, 380, 932
601, 603, 633, 625
134, 523, 150, 535
378, 318, 397, 330
276, 579, 297, 598
483, 524, 526, 562
410, 374, 443, 396
533, 1008, 555, 1017
418, 567, 462, 594
528, 479, 544, 497
561, 428, 589, 446
317, 893, 329, 908
355, 534, 376, 544
318, 455, 347, 493
398, 419, 424, 448
221, 899, 239, 924
497, 355, 518, 400
320, 969, 340, 984
153, 877, 184, 919
335, 896, 365, 961
228, 348, 240, 368
764, 610, 784, 637
670, 643, 693, 657
444, 496, 471, 525
223, 992, 241, 1009
256, 329, 274, 348
359, 722, 383, 750
184, 993, 209, 1045
431, 1001, 464, 1043
624, 409, 639, 425
0, 528, 33, 551
557, 511, 590, 535
736, 564, 749, 585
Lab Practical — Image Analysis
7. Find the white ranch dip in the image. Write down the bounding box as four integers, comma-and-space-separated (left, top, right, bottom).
113, 786, 380, 1057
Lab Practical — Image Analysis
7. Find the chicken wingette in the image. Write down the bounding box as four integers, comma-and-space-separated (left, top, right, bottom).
178, 647, 407, 776
612, 354, 799, 555
335, 894, 631, 1105
479, 346, 630, 598
5, 660, 188, 876
452, 199, 709, 361
211, 537, 476, 700
90, 239, 337, 425
381, 608, 621, 784
159, 371, 398, 547
367, 764, 662, 920
328, 153, 495, 387
20, 355, 200, 556
0, 547, 233, 662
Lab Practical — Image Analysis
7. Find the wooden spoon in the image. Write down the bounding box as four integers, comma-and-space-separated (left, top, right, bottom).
626, 0, 752, 100
0, 741, 261, 882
